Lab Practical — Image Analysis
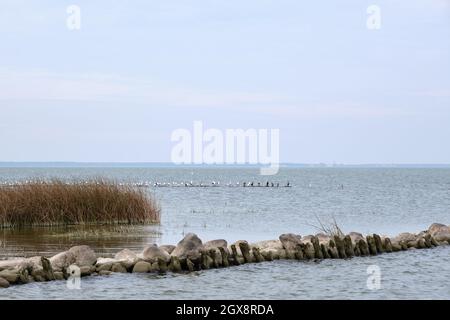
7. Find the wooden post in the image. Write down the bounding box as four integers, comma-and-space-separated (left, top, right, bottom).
230, 245, 241, 265
295, 244, 304, 260
252, 247, 265, 263
358, 239, 369, 256
218, 247, 230, 267
186, 258, 195, 272
384, 238, 393, 253
334, 236, 347, 259
157, 258, 168, 273
304, 243, 315, 259
209, 249, 220, 268
373, 234, 384, 253
328, 240, 339, 259
261, 250, 273, 261
238, 242, 253, 263
343, 235, 355, 257
311, 236, 324, 259
366, 236, 378, 255
201, 250, 211, 270
321, 244, 330, 259
168, 256, 182, 272
353, 243, 361, 256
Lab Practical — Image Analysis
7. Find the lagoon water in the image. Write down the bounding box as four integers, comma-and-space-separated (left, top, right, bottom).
1, 167, 450, 299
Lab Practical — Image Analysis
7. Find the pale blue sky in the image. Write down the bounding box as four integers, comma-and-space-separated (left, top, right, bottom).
0, 0, 449, 163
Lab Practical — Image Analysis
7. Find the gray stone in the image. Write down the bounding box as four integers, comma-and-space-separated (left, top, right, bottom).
253, 240, 287, 260
279, 233, 303, 251
114, 249, 137, 261
348, 232, 365, 244
171, 233, 203, 261
142, 244, 171, 263
132, 261, 151, 273
203, 239, 228, 250
428, 223, 450, 242
68, 245, 97, 266
49, 251, 75, 272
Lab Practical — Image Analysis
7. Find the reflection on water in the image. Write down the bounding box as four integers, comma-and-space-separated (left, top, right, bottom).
0, 225, 161, 259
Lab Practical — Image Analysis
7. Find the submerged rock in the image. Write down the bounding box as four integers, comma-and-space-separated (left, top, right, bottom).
428, 223, 450, 242
279, 233, 302, 251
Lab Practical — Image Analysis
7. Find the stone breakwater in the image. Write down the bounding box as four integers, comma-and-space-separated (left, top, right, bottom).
1, 223, 449, 289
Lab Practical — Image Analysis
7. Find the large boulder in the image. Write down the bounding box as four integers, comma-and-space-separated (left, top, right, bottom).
159, 245, 176, 254
114, 249, 137, 261
279, 233, 302, 251
49, 251, 75, 272
392, 232, 418, 244
0, 258, 27, 272
316, 233, 332, 245
27, 256, 54, 281
428, 223, 450, 242
348, 232, 365, 244
50, 245, 96, 272
68, 245, 97, 266
114, 249, 140, 269
203, 239, 228, 266
203, 239, 228, 251
252, 240, 287, 259
171, 233, 203, 261
142, 244, 171, 263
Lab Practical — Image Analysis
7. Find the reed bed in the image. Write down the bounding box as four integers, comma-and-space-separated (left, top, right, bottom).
0, 179, 160, 228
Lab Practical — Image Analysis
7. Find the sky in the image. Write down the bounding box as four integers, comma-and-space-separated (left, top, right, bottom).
0, 0, 449, 164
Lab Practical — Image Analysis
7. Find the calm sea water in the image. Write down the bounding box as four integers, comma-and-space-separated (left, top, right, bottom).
1, 167, 449, 299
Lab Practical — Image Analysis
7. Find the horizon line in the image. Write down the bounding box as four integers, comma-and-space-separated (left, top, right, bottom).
0, 162, 450, 168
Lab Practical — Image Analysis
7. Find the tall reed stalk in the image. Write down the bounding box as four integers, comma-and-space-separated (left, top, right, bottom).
0, 179, 160, 228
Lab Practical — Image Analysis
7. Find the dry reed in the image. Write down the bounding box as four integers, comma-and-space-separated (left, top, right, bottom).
0, 179, 160, 228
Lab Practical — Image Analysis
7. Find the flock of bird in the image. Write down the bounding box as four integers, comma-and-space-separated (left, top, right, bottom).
0, 180, 292, 188
135, 181, 292, 188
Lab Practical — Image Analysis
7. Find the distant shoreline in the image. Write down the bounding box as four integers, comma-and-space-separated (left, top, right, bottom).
0, 162, 450, 168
